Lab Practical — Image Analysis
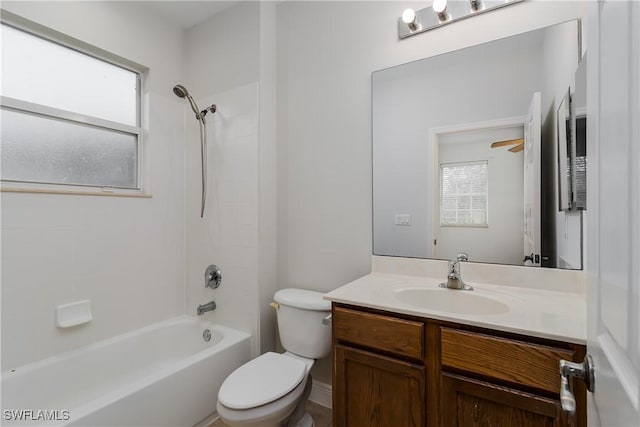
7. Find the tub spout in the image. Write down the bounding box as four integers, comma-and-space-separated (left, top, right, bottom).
197, 301, 216, 316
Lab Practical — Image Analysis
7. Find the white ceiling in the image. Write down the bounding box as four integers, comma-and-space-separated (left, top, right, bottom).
142, 1, 240, 29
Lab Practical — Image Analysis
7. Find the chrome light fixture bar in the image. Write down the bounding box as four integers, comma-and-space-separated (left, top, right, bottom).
398, 0, 524, 39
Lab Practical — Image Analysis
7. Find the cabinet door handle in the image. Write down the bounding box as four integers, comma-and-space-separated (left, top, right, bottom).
559, 355, 595, 414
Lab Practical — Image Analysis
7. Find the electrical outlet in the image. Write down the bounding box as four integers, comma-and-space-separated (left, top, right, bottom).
395, 214, 411, 226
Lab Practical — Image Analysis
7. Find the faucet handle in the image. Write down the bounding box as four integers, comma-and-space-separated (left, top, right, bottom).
448, 260, 458, 275
456, 253, 468, 262
205, 264, 222, 289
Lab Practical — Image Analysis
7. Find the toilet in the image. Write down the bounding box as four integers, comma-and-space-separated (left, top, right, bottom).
216, 288, 331, 427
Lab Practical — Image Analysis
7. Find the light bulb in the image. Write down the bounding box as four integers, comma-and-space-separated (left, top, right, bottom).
433, 0, 448, 14
401, 8, 416, 24
401, 8, 420, 31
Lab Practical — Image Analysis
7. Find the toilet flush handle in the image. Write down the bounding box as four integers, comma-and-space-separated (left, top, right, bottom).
322, 314, 332, 325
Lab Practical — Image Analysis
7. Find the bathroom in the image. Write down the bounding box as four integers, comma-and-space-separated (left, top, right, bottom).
1, 1, 638, 426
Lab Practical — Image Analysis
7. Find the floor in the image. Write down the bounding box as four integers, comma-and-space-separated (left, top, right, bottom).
209, 401, 332, 427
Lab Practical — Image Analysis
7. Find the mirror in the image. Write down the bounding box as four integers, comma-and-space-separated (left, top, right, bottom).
372, 20, 585, 269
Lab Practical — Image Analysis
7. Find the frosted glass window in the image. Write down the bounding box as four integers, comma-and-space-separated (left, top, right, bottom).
1, 24, 138, 126
1, 22, 142, 191
1, 109, 138, 189
440, 161, 489, 227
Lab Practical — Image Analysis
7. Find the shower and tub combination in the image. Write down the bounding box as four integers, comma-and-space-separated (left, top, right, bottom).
1, 89, 246, 427
173, 84, 216, 218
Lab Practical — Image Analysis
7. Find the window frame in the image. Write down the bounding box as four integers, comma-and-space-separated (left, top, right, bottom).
0, 12, 148, 196
439, 160, 489, 228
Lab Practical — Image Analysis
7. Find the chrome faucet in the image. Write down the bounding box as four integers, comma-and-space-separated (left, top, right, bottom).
197, 301, 216, 315
440, 253, 473, 290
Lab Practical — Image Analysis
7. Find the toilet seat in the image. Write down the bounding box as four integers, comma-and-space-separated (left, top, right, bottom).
216, 373, 310, 427
218, 352, 307, 410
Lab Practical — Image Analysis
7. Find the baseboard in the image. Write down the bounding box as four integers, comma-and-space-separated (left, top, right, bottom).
308, 380, 332, 409
193, 412, 218, 427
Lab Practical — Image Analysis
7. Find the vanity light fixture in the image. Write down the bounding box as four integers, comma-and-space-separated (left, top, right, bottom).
398, 0, 523, 39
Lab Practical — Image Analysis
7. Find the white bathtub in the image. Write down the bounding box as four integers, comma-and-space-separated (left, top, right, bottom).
1, 316, 251, 427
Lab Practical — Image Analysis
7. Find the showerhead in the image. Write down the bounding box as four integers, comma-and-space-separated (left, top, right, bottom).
173, 84, 189, 98
173, 84, 217, 122
173, 84, 202, 120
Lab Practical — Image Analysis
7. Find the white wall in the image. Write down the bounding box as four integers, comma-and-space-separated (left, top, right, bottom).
276, 0, 587, 384
1, 1, 186, 369
186, 2, 260, 98
185, 1, 278, 356
258, 1, 279, 355
437, 127, 524, 265
372, 31, 543, 259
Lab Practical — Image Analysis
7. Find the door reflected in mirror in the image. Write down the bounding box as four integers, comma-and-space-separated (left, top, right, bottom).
372, 20, 585, 269
437, 125, 524, 265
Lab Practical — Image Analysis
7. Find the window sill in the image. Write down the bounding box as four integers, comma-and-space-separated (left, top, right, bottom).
1, 185, 152, 198
440, 224, 489, 228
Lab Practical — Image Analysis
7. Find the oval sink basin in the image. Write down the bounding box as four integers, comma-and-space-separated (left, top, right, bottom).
393, 286, 510, 316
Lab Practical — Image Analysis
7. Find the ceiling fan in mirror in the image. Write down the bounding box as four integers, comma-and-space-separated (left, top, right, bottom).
490, 138, 524, 153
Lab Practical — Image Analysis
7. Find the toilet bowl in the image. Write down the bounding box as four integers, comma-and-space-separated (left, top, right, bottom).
216, 352, 313, 427
216, 289, 331, 427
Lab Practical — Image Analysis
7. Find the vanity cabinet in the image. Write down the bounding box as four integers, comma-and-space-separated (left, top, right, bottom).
332, 303, 586, 427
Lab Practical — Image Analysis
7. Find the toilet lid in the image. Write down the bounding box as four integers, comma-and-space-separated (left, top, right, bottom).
274, 288, 331, 311
218, 352, 307, 410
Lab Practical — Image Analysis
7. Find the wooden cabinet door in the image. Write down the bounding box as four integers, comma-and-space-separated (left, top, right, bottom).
441, 373, 567, 427
334, 344, 425, 427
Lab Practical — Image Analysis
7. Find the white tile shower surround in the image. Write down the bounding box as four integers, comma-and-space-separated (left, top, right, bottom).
185, 82, 261, 353
1, 93, 186, 370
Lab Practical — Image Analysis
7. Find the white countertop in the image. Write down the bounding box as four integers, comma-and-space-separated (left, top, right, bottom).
324, 272, 586, 345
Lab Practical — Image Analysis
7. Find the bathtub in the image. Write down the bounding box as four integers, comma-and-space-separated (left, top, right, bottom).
1, 316, 251, 427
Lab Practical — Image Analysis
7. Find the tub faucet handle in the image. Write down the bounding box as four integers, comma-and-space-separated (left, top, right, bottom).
205, 265, 222, 289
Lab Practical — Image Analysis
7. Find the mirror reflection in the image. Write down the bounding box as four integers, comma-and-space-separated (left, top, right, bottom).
372, 20, 585, 269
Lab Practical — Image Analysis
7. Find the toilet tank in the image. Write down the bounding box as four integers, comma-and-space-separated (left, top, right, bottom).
274, 289, 331, 359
